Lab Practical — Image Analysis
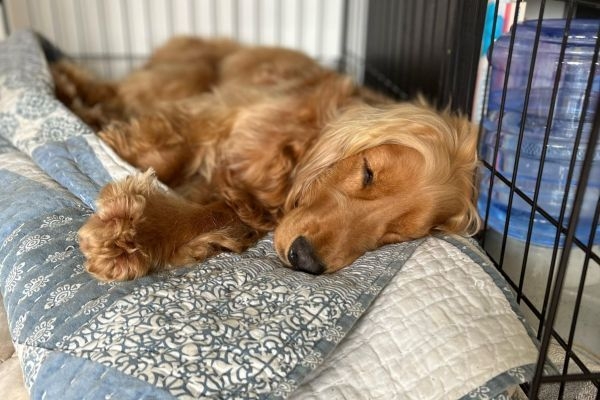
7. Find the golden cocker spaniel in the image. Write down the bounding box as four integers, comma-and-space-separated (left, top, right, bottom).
51, 36, 480, 281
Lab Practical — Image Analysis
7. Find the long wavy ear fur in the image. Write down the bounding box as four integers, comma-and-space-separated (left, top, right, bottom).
433, 111, 481, 237
411, 94, 481, 236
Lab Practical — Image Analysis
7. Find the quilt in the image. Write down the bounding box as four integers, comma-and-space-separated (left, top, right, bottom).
0, 30, 542, 399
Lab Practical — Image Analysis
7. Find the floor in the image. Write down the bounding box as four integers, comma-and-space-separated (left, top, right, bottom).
0, 296, 28, 400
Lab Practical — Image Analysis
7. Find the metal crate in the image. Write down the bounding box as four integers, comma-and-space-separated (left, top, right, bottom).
1, 0, 598, 398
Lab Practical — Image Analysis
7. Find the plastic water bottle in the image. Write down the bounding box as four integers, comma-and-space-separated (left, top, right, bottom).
479, 19, 600, 246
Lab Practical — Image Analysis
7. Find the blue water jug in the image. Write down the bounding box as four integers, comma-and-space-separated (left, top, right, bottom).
479, 19, 600, 246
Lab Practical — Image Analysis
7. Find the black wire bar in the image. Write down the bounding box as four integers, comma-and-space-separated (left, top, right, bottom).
529, 31, 600, 400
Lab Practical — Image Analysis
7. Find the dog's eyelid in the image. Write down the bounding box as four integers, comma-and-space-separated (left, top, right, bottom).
363, 158, 374, 188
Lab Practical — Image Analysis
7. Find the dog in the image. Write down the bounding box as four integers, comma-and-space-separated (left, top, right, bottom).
51, 36, 481, 281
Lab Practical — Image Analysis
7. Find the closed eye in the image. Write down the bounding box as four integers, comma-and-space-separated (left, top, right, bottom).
363, 158, 374, 187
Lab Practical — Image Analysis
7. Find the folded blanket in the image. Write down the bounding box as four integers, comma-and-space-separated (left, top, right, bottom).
0, 30, 541, 400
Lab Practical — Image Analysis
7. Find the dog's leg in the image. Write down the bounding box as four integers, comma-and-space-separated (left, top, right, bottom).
98, 103, 236, 187
79, 171, 261, 281
98, 113, 197, 186
51, 60, 123, 129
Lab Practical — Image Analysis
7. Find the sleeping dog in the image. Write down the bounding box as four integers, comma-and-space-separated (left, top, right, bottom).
51, 36, 480, 281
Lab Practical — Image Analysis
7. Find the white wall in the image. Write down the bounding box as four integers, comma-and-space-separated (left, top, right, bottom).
524, 0, 566, 20
3, 0, 368, 80
0, 1, 6, 40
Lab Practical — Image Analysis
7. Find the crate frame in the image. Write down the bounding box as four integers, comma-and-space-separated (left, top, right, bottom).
1, 0, 598, 398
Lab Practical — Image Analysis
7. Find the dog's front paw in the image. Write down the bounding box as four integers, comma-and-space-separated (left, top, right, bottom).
79, 172, 156, 281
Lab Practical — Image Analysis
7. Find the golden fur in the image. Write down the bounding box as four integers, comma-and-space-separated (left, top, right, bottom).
52, 36, 480, 281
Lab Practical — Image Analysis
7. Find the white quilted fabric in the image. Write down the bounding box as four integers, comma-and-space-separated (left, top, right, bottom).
84, 135, 137, 181
0, 153, 76, 193
292, 236, 538, 400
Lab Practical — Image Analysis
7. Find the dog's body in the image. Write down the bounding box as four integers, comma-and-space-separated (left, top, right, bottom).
52, 37, 480, 281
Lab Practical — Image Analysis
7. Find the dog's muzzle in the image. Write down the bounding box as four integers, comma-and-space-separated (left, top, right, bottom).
287, 236, 324, 275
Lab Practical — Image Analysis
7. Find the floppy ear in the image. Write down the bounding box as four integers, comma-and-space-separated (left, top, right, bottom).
214, 134, 307, 232
212, 160, 277, 232
435, 115, 481, 236
217, 180, 277, 232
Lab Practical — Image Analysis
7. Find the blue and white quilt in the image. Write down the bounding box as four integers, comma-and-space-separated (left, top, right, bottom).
0, 30, 543, 400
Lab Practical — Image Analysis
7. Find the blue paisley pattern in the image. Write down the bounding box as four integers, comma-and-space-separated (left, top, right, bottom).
16, 91, 58, 119
0, 30, 539, 400
58, 238, 420, 399
39, 116, 89, 144
0, 112, 19, 141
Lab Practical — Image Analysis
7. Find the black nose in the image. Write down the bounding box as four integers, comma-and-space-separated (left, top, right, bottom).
287, 236, 324, 275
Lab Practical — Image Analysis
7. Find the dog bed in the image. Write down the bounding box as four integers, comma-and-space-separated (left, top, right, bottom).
0, 30, 543, 399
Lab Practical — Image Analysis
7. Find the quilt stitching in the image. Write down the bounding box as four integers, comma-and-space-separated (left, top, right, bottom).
0, 30, 542, 400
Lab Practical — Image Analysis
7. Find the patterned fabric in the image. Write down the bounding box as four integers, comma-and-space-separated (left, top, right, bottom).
0, 31, 540, 399
289, 235, 544, 400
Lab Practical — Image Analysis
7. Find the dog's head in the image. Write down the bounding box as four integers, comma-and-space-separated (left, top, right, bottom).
274, 101, 480, 274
